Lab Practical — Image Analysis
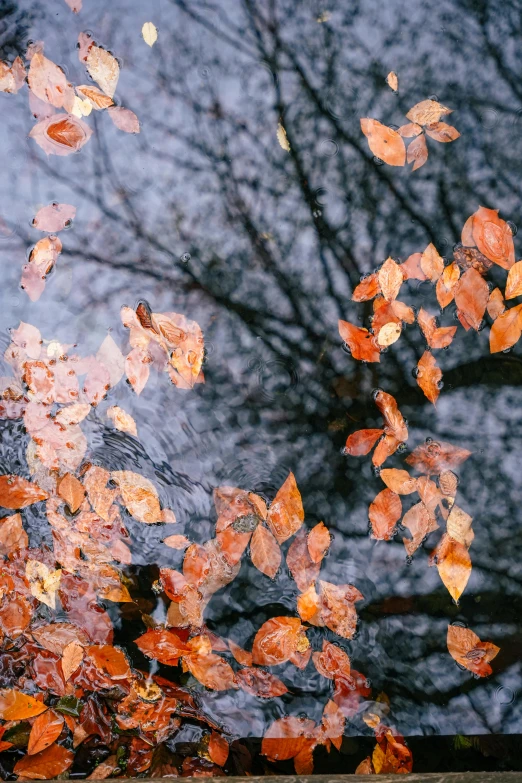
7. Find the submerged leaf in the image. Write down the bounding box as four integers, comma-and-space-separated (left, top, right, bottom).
266, 473, 304, 544
29, 114, 92, 156
108, 106, 140, 133
250, 524, 281, 579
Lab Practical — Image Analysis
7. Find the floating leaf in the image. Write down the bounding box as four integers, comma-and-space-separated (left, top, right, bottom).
417, 351, 442, 405
252, 616, 309, 666
33, 203, 76, 233
360, 118, 406, 166
420, 244, 444, 282
378, 257, 403, 302
61, 641, 84, 681
107, 406, 138, 437
352, 273, 380, 301
407, 133, 428, 170
86, 45, 119, 98
125, 347, 151, 395
183, 653, 237, 691
108, 106, 140, 133
385, 71, 398, 91
471, 206, 515, 270
425, 122, 460, 142
163, 534, 190, 550
250, 524, 281, 579
208, 731, 228, 766
0, 474, 48, 508
431, 533, 471, 601
369, 489, 401, 540
402, 501, 438, 556
266, 472, 304, 544
489, 304, 522, 353
236, 668, 288, 698
406, 99, 452, 126
307, 521, 331, 563
286, 528, 321, 592
277, 122, 290, 151
112, 470, 161, 523
142, 22, 158, 47
454, 267, 489, 330
28, 710, 64, 755
96, 334, 125, 387
377, 321, 401, 346
0, 513, 28, 555
57, 473, 85, 513
417, 308, 456, 349
487, 287, 506, 320
338, 320, 380, 362
406, 440, 471, 475
436, 262, 460, 309
76, 84, 113, 109
344, 429, 383, 456
28, 53, 73, 109
29, 114, 92, 156
64, 0, 82, 11
447, 625, 499, 677
505, 260, 522, 300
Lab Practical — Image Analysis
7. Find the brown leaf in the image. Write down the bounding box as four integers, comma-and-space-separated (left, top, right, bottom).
106, 405, 138, 437
360, 119, 406, 166
406, 440, 471, 475
406, 133, 428, 171
29, 114, 92, 156
252, 616, 309, 666
378, 257, 403, 301
183, 653, 237, 690
352, 273, 380, 301
0, 513, 28, 555
108, 106, 140, 133
454, 267, 489, 330
402, 501, 438, 556
31, 622, 89, 654
286, 528, 321, 592
374, 390, 408, 442
28, 710, 64, 755
318, 580, 363, 639
163, 534, 190, 550
425, 122, 460, 142
338, 320, 380, 362
431, 533, 472, 601
111, 470, 161, 523
266, 472, 304, 544
487, 287, 506, 320
446, 505, 474, 548
406, 99, 452, 125
436, 262, 460, 309
417, 308, 457, 349
344, 429, 383, 457
262, 716, 316, 762
420, 243, 444, 282
369, 489, 401, 540
61, 641, 84, 681
14, 742, 74, 779
33, 203, 76, 233
86, 46, 119, 98
0, 689, 47, 720
76, 84, 114, 109
0, 474, 48, 508
307, 521, 331, 563
236, 667, 288, 698
471, 206, 515, 270
372, 434, 401, 467
489, 304, 522, 353
228, 640, 253, 667
250, 524, 281, 579
57, 473, 85, 513
417, 351, 442, 405
379, 469, 417, 495
385, 71, 398, 91
447, 625, 500, 677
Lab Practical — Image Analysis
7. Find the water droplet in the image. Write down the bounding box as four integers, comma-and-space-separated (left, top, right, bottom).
180, 252, 191, 263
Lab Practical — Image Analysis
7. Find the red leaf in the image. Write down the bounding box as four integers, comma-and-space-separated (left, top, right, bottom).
369, 489, 401, 540
338, 320, 380, 362
252, 616, 309, 666
250, 524, 281, 579
208, 731, 229, 766
344, 429, 383, 456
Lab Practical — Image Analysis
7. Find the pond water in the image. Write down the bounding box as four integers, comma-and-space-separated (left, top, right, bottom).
0, 0, 522, 776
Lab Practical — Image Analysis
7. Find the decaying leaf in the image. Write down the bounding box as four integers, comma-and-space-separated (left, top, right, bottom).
425, 122, 460, 142
236, 667, 288, 698
86, 45, 119, 98
447, 624, 499, 677
369, 489, 401, 540
29, 114, 93, 156
26, 559, 62, 609
360, 118, 406, 166
108, 106, 140, 134
33, 203, 76, 233
111, 471, 161, 523
28, 53, 73, 109
142, 22, 158, 47
416, 351, 442, 405
0, 512, 28, 555
107, 406, 138, 437
406, 100, 452, 126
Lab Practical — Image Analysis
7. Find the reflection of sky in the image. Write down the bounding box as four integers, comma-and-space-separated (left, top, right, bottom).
0, 0, 522, 742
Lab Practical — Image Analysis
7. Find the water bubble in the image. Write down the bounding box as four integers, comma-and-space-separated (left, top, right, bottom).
495, 686, 515, 705
478, 109, 498, 129
371, 387, 384, 400
437, 380, 444, 390
319, 139, 339, 157
314, 188, 327, 206
180, 253, 191, 263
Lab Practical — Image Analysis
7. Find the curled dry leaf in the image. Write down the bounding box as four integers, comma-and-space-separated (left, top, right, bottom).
385, 71, 398, 91
471, 206, 515, 270
142, 22, 158, 47
107, 406, 138, 437
430, 533, 472, 601
266, 472, 304, 544
0, 474, 48, 508
29, 113, 93, 156
407, 133, 428, 170
379, 469, 417, 495
338, 320, 380, 362
369, 489, 401, 540
28, 710, 64, 755
489, 303, 522, 353
86, 45, 119, 98
108, 106, 140, 133
250, 523, 281, 579
378, 257, 403, 302
406, 99, 452, 126
33, 203, 76, 233
360, 118, 406, 166
344, 429, 383, 456
417, 308, 457, 349
111, 470, 161, 523
307, 521, 331, 563
447, 624, 499, 677
416, 351, 442, 405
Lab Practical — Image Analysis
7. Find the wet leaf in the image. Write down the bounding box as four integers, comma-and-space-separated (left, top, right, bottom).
446, 505, 474, 548
31, 622, 89, 654
28, 710, 64, 755
338, 320, 380, 362
312, 640, 351, 680
352, 273, 380, 301
471, 206, 515, 270
88, 644, 131, 679
14, 742, 74, 779
26, 559, 62, 609
28, 53, 73, 109
86, 45, 119, 98
307, 521, 331, 563
378, 258, 403, 302
108, 106, 140, 133
96, 334, 125, 387
420, 244, 444, 282
29, 114, 93, 156
0, 513, 28, 555
487, 287, 506, 320
447, 625, 499, 677
505, 260, 522, 300
417, 351, 442, 405
386, 71, 398, 91
33, 203, 76, 233
454, 267, 489, 330
286, 528, 321, 592
208, 731, 228, 766
261, 716, 316, 762
377, 321, 402, 346
436, 262, 460, 309
266, 472, 304, 544
142, 21, 158, 46
236, 667, 288, 698
107, 405, 138, 437
407, 133, 428, 170
163, 534, 190, 550
374, 390, 408, 442
228, 640, 253, 666
425, 122, 460, 142
64, 0, 82, 11
401, 252, 427, 280
406, 99, 452, 125
344, 429, 383, 457
489, 304, 522, 353
125, 346, 151, 394
57, 473, 85, 513
317, 580, 363, 639
61, 641, 84, 681
136, 628, 191, 665
369, 489, 401, 540
111, 470, 161, 523
398, 122, 422, 138
76, 84, 113, 109
252, 616, 309, 666
0, 689, 47, 720
431, 533, 472, 601
321, 699, 345, 750
0, 56, 26, 93
417, 308, 457, 349
379, 469, 417, 495
360, 118, 406, 166
402, 501, 438, 556
0, 474, 48, 508
406, 440, 471, 474
250, 523, 281, 579
183, 653, 237, 690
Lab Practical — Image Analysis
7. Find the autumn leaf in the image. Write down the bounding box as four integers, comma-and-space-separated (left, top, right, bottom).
407, 133, 428, 170
489, 304, 522, 353
28, 710, 64, 755
111, 470, 161, 523
378, 258, 403, 301
14, 742, 74, 779
33, 203, 76, 233
447, 625, 499, 677
454, 267, 489, 330
61, 641, 84, 681
125, 346, 151, 394
86, 45, 119, 98
0, 474, 48, 508
402, 501, 438, 556
360, 119, 406, 166
0, 689, 47, 720
398, 122, 422, 138
446, 505, 474, 548
406, 99, 452, 126
57, 473, 85, 513
431, 533, 472, 601
377, 322, 401, 346
250, 524, 281, 579
307, 521, 331, 563
76, 84, 113, 109
252, 616, 309, 666
317, 581, 363, 639
338, 320, 380, 362
136, 628, 191, 665
236, 667, 288, 698
107, 406, 138, 437
420, 244, 444, 282
29, 114, 93, 156
487, 287, 506, 320
163, 534, 190, 550
379, 469, 417, 495
344, 429, 383, 457
261, 716, 316, 763
352, 273, 380, 301
374, 390, 408, 443
312, 640, 351, 680
401, 252, 427, 280
277, 122, 290, 151
406, 440, 471, 475
31, 622, 89, 655
471, 206, 515, 270
417, 308, 457, 349
26, 559, 62, 609
0, 513, 28, 555
0, 56, 25, 93
208, 731, 228, 766
385, 71, 398, 92
425, 122, 460, 142
228, 640, 253, 667
142, 22, 158, 47
369, 489, 401, 540
436, 262, 460, 309
64, 0, 82, 11
183, 653, 237, 691
417, 351, 442, 405
108, 106, 140, 133
28, 53, 73, 109
266, 472, 304, 544
286, 528, 321, 592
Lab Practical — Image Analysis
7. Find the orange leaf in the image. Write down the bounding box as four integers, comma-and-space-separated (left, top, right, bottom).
135, 628, 191, 665
374, 390, 408, 442
307, 521, 331, 563
360, 119, 406, 166
487, 287, 506, 320
236, 667, 288, 698
402, 501, 438, 556
111, 470, 161, 523
28, 710, 64, 755
338, 320, 380, 362
398, 122, 422, 138
417, 308, 457, 349
401, 252, 427, 280
0, 689, 47, 720
28, 53, 73, 109
76, 84, 113, 109
489, 304, 522, 353
369, 489, 401, 540
432, 533, 472, 601
505, 260, 522, 299
0, 474, 48, 508
321, 699, 345, 750
425, 122, 460, 142
14, 742, 74, 779
287, 528, 321, 592
318, 580, 363, 639
406, 440, 471, 475
29, 114, 93, 156
266, 472, 304, 544
407, 133, 428, 171
31, 622, 89, 655
0, 512, 28, 555
61, 641, 84, 681
416, 350, 442, 405
447, 625, 500, 677
406, 99, 452, 125
252, 616, 308, 666
250, 524, 281, 578
183, 653, 237, 690
163, 534, 191, 550
261, 716, 316, 761
228, 640, 253, 667
208, 731, 229, 766
379, 469, 417, 495
344, 429, 383, 456
385, 71, 398, 91
420, 244, 444, 282
312, 640, 351, 680
378, 257, 403, 302
372, 433, 401, 467
352, 273, 380, 301
436, 262, 460, 309
88, 644, 131, 680
471, 205, 515, 270
454, 267, 489, 330
57, 473, 85, 513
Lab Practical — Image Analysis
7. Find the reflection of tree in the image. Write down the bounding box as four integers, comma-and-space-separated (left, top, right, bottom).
1, 0, 522, 740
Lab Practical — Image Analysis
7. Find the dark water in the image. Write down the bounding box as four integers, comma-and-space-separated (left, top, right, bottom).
1, 0, 522, 775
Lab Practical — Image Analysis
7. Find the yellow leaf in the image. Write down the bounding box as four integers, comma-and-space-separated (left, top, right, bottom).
386, 71, 398, 92
277, 123, 290, 152
142, 22, 158, 47
25, 559, 62, 609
